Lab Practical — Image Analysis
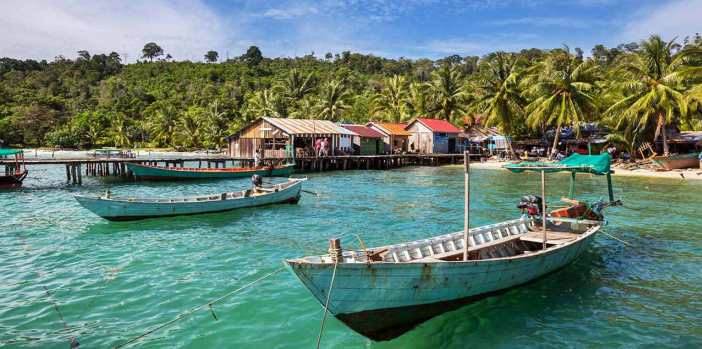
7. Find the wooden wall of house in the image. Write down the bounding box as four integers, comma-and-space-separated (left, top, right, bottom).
407, 122, 433, 154
359, 138, 381, 155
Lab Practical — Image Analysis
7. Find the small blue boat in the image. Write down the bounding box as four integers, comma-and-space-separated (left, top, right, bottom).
75, 178, 305, 221
287, 153, 619, 341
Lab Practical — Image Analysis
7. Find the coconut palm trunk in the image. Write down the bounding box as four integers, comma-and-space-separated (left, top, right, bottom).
550, 124, 561, 159
659, 113, 670, 156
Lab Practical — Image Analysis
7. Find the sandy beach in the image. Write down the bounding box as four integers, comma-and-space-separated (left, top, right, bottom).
465, 160, 702, 181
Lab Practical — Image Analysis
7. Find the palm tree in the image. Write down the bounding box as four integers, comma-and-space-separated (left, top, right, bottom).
371, 75, 408, 122
289, 96, 317, 119
110, 113, 132, 147
470, 52, 528, 156
427, 63, 468, 122
605, 36, 702, 156
524, 48, 601, 158
202, 100, 228, 149
406, 82, 430, 118
177, 106, 203, 149
280, 69, 315, 101
148, 104, 179, 147
316, 80, 350, 121
246, 88, 288, 118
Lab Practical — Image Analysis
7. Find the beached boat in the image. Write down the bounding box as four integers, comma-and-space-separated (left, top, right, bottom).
0, 149, 28, 189
651, 153, 700, 170
126, 162, 294, 180
75, 178, 305, 221
287, 153, 618, 341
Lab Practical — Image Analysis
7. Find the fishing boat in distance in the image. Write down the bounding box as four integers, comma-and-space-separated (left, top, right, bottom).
75, 177, 305, 221
287, 153, 619, 341
126, 162, 295, 180
651, 153, 700, 170
0, 149, 28, 189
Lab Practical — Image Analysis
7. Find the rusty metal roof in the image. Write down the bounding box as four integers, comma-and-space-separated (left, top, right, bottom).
262, 117, 355, 136
341, 125, 383, 138
367, 122, 412, 136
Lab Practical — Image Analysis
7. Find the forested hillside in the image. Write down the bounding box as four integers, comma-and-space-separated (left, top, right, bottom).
1, 34, 701, 153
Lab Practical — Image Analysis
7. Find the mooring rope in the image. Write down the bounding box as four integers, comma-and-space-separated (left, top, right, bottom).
43, 286, 80, 348
114, 266, 286, 349
316, 261, 339, 349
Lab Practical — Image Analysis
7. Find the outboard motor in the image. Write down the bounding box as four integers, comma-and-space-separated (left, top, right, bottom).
517, 195, 543, 217
251, 174, 263, 187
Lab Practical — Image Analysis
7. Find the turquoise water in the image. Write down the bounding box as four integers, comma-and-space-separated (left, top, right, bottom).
1, 165, 701, 348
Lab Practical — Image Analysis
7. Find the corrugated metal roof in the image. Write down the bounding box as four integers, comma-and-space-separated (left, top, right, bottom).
262, 117, 355, 136
341, 125, 383, 138
414, 118, 461, 133
367, 122, 412, 136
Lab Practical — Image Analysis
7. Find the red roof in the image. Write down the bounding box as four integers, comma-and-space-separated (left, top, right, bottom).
342, 124, 383, 138
414, 118, 461, 133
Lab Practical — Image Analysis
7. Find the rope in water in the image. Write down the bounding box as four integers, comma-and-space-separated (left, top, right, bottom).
44, 286, 80, 348
316, 261, 339, 349
114, 266, 286, 349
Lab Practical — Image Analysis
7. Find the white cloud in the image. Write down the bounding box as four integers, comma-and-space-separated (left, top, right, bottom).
262, 4, 319, 19
0, 0, 229, 62
621, 0, 702, 41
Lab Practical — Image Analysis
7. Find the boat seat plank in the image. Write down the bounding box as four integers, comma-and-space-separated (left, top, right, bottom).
520, 231, 579, 245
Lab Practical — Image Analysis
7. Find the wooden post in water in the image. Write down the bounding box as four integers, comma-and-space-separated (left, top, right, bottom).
463, 151, 470, 261
541, 170, 547, 250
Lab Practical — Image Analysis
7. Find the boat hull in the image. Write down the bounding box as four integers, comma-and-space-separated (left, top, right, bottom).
126, 163, 294, 180
287, 228, 597, 341
0, 170, 28, 189
75, 180, 303, 221
651, 153, 700, 170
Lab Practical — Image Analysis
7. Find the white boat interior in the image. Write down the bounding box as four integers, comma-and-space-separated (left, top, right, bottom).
303, 217, 601, 264
97, 178, 304, 203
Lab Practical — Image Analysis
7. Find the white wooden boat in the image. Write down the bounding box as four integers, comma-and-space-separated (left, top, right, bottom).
287, 217, 601, 340
75, 178, 305, 221
287, 153, 618, 341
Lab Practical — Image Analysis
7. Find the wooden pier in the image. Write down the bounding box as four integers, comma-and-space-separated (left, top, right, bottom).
0, 154, 473, 185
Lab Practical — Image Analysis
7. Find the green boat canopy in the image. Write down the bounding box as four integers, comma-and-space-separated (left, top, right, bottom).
504, 153, 612, 175
0, 148, 23, 156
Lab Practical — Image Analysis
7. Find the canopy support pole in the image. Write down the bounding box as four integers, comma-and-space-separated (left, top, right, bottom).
541, 170, 547, 250
463, 151, 470, 261
606, 172, 614, 203
568, 171, 576, 199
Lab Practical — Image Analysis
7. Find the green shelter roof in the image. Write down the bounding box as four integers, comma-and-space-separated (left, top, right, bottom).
504, 153, 612, 175
0, 149, 23, 156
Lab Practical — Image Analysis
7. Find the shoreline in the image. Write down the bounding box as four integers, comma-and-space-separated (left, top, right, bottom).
16, 149, 702, 181
462, 161, 702, 181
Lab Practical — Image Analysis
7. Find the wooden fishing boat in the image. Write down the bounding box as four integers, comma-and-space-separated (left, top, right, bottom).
0, 149, 28, 189
287, 153, 619, 342
126, 162, 294, 180
651, 153, 700, 170
75, 178, 305, 221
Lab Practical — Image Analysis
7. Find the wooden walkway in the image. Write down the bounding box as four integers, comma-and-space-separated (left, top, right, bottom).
0, 153, 475, 185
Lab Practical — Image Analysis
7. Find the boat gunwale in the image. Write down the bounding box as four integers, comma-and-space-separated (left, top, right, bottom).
127, 162, 294, 173
286, 222, 601, 266
75, 178, 306, 204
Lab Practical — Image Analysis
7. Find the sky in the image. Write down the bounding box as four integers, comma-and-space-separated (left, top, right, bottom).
1, 0, 701, 62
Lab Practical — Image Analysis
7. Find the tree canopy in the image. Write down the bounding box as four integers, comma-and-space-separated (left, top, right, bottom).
0, 36, 700, 152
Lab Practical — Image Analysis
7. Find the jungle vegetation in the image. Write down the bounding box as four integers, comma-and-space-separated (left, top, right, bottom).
1, 35, 701, 155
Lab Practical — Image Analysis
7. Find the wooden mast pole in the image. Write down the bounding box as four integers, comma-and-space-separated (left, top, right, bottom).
541, 170, 547, 250
463, 150, 470, 261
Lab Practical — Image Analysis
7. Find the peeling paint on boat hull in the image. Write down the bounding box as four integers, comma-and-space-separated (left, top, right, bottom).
287, 228, 597, 341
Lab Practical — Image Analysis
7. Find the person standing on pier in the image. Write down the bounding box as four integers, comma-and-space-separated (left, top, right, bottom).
254, 149, 261, 167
